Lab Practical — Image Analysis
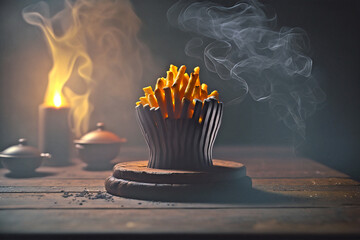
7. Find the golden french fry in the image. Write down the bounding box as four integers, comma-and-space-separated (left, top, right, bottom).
137, 64, 219, 119
183, 73, 189, 82
161, 77, 167, 91
139, 96, 148, 105
180, 74, 189, 99
173, 65, 186, 88
156, 78, 165, 90
164, 87, 175, 118
209, 90, 219, 100
194, 67, 200, 86
143, 86, 154, 96
172, 83, 182, 118
148, 94, 159, 108
166, 71, 174, 87
194, 66, 200, 75
170, 64, 178, 76
196, 79, 201, 87
200, 83, 208, 101
155, 88, 167, 118
200, 89, 207, 101
184, 73, 198, 101
193, 85, 201, 100
201, 83, 208, 92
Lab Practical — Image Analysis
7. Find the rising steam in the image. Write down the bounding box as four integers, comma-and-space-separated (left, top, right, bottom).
168, 0, 325, 138
22, 0, 149, 137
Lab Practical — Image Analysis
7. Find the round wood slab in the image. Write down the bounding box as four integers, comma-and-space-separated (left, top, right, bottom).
105, 160, 252, 201
112, 160, 246, 184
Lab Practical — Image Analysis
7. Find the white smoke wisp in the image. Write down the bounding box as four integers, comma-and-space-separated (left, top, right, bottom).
22, 0, 151, 138
168, 0, 325, 138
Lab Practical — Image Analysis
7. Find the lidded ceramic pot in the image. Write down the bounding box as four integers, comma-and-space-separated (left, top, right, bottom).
74, 122, 126, 170
0, 138, 51, 175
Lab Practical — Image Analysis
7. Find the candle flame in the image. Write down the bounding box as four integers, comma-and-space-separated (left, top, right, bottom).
23, 0, 150, 139
53, 92, 62, 108
23, 0, 93, 137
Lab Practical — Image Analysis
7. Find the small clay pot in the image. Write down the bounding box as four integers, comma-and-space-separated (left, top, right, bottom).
0, 138, 51, 176
74, 122, 126, 170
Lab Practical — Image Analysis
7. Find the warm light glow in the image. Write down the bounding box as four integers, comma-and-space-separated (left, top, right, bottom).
23, 0, 148, 138
53, 92, 62, 108
23, 0, 93, 137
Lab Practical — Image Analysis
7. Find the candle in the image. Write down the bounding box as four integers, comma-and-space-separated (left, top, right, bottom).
38, 93, 72, 166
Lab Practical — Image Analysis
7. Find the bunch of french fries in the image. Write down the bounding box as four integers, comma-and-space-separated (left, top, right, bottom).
136, 65, 219, 119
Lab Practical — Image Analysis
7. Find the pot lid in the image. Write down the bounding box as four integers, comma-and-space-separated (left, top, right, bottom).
0, 139, 41, 158
75, 122, 126, 144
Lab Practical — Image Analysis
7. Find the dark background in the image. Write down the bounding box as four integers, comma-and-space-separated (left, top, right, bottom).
0, 0, 359, 178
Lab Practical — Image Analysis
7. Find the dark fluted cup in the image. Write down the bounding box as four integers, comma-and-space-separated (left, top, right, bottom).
136, 97, 223, 170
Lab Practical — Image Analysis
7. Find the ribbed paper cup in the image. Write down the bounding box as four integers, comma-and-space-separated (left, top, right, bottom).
136, 97, 223, 170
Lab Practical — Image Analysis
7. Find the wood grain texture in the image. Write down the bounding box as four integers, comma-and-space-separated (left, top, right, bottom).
1, 186, 359, 209
0, 208, 359, 234
105, 176, 252, 201
112, 160, 246, 184
0, 146, 359, 236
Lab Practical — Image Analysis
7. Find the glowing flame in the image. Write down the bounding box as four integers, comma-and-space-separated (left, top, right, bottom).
23, 0, 151, 139
22, 0, 93, 137
53, 92, 62, 108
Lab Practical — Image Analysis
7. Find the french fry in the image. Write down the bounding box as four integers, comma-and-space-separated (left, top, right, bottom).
148, 93, 159, 108
155, 78, 165, 90
194, 67, 201, 86
184, 73, 198, 101
172, 83, 181, 118
137, 64, 219, 119
164, 87, 174, 118
139, 96, 149, 105
194, 66, 200, 75
200, 83, 208, 101
170, 64, 178, 76
173, 65, 186, 88
161, 77, 167, 91
180, 73, 189, 99
209, 90, 219, 100
166, 71, 174, 87
155, 88, 167, 118
193, 85, 201, 100
201, 83, 208, 92
143, 86, 154, 95
200, 89, 207, 101
183, 73, 189, 82
172, 66, 184, 116
196, 78, 200, 87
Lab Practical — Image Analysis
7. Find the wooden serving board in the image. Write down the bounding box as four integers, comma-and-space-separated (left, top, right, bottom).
105, 160, 252, 201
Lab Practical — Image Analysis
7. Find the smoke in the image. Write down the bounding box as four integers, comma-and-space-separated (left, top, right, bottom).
22, 0, 150, 138
167, 0, 325, 138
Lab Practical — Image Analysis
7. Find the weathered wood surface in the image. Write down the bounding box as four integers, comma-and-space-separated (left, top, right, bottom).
0, 146, 359, 236
111, 160, 246, 184
1, 208, 360, 234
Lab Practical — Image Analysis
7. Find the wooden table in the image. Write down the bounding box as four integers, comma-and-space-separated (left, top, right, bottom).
0, 146, 359, 239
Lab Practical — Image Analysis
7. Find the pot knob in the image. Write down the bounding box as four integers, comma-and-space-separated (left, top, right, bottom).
18, 138, 27, 145
96, 122, 105, 131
